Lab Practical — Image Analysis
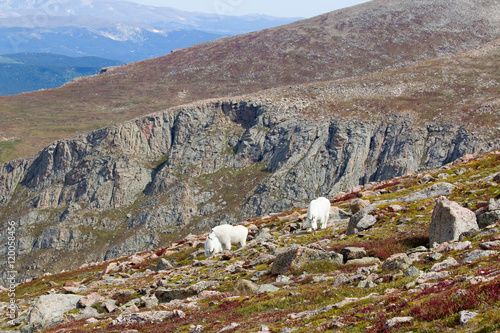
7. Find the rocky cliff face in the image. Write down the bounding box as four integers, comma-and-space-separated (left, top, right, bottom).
0, 97, 496, 278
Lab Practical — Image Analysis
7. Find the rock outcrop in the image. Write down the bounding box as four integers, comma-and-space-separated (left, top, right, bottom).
0, 99, 496, 277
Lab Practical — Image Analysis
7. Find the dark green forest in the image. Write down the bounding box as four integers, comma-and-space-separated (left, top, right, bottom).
0, 53, 123, 95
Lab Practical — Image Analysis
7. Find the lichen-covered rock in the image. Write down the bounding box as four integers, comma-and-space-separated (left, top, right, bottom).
22, 294, 83, 332
350, 199, 370, 214
346, 204, 378, 235
381, 253, 413, 272
270, 245, 342, 275
430, 197, 479, 245
340, 247, 367, 263
233, 279, 259, 294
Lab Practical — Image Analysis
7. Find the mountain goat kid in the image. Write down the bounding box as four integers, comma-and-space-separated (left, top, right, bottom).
211, 224, 248, 251
204, 231, 223, 257
305, 197, 331, 231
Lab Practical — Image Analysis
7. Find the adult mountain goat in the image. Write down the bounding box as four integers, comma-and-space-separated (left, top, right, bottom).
211, 224, 248, 251
305, 197, 331, 231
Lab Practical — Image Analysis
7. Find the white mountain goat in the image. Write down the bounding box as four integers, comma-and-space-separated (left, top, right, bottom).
305, 197, 331, 231
211, 224, 248, 251
204, 231, 223, 257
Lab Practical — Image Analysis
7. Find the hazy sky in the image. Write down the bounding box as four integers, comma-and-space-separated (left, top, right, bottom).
125, 0, 372, 18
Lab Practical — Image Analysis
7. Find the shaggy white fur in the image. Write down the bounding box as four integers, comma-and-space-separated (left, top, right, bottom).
204, 231, 223, 257
305, 196, 331, 231
211, 224, 248, 250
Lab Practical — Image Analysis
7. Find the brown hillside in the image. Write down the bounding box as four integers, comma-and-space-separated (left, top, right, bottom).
1, 0, 499, 163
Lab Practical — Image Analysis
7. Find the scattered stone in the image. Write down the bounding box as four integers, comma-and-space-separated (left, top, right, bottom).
341, 247, 367, 263
430, 197, 479, 245
275, 275, 292, 284
350, 199, 370, 214
357, 280, 377, 288
429, 257, 459, 272
255, 228, 274, 242
233, 279, 259, 294
156, 258, 174, 271
332, 274, 350, 287
140, 295, 159, 308
110, 310, 183, 326
78, 292, 105, 308
155, 281, 219, 303
461, 250, 499, 264
460, 310, 479, 325
426, 252, 443, 262
245, 254, 276, 267
102, 301, 119, 313
388, 204, 404, 212
416, 271, 451, 283
419, 174, 435, 184
270, 245, 342, 275
346, 203, 378, 235
406, 246, 428, 255
333, 297, 359, 309
258, 325, 271, 332
257, 284, 280, 293
347, 257, 381, 265
479, 240, 500, 250
218, 322, 240, 332
190, 325, 204, 333
476, 199, 500, 228
381, 253, 413, 272
385, 316, 413, 329
86, 318, 100, 324
405, 266, 421, 277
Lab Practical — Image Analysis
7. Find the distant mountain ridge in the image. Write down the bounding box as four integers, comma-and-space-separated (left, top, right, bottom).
0, 0, 301, 62
0, 53, 123, 95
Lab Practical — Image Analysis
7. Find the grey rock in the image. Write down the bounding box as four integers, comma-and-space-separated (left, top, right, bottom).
430, 196, 479, 245
246, 253, 276, 267
476, 202, 500, 229
385, 317, 413, 329
140, 295, 159, 308
399, 182, 456, 202
233, 279, 259, 294
427, 252, 443, 262
357, 280, 377, 288
350, 198, 370, 214
110, 310, 183, 326
255, 228, 274, 242
257, 284, 280, 293
417, 271, 451, 283
270, 246, 342, 275
406, 246, 428, 255
218, 322, 240, 332
462, 250, 499, 264
381, 253, 413, 272
460, 310, 479, 325
190, 325, 204, 333
346, 204, 378, 235
156, 258, 174, 271
23, 294, 83, 331
418, 174, 435, 184
341, 247, 367, 263
479, 240, 500, 250
155, 281, 219, 302
429, 257, 459, 272
346, 257, 381, 265
405, 266, 422, 277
